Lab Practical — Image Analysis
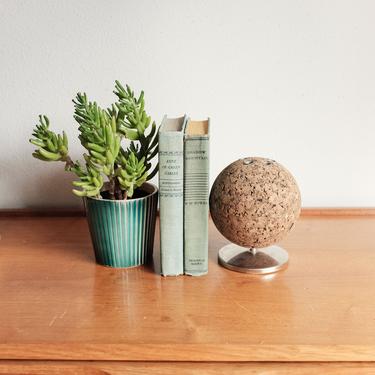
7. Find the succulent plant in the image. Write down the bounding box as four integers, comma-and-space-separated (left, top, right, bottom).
29, 81, 158, 200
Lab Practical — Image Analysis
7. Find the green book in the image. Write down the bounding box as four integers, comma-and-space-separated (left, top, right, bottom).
159, 115, 187, 276
184, 118, 210, 276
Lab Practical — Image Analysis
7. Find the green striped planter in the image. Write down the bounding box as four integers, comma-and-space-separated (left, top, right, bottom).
85, 183, 158, 268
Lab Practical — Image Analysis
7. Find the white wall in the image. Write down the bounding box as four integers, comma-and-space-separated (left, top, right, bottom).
1, 0, 374, 208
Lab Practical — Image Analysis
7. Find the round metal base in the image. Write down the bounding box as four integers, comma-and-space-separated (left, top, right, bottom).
218, 244, 289, 274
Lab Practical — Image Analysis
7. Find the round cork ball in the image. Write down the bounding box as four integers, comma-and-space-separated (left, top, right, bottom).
209, 157, 301, 248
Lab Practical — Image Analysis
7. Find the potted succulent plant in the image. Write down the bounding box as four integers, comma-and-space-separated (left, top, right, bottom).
29, 81, 158, 268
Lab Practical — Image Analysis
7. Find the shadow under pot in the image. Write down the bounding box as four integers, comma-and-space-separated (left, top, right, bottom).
85, 182, 158, 268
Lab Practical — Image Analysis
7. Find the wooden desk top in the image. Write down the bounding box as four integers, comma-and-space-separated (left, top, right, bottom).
0, 211, 375, 363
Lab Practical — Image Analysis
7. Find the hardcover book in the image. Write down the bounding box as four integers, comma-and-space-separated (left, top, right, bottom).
183, 118, 210, 276
158, 115, 187, 276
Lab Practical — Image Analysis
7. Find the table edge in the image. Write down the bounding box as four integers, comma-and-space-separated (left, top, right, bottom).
0, 344, 374, 362
0, 207, 374, 217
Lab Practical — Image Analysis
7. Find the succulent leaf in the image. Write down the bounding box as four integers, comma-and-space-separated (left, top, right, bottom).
29, 115, 69, 162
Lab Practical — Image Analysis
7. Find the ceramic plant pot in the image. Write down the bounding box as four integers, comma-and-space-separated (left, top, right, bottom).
85, 182, 158, 268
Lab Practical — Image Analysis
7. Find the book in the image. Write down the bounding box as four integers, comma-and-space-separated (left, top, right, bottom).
158, 115, 187, 276
183, 118, 210, 276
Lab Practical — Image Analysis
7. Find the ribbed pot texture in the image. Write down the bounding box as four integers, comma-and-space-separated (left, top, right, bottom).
85, 183, 158, 268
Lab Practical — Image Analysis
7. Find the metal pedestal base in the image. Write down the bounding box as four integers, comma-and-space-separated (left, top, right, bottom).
218, 244, 289, 274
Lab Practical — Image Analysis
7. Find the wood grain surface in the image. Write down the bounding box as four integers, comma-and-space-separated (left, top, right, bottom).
0, 361, 375, 375
0, 212, 375, 362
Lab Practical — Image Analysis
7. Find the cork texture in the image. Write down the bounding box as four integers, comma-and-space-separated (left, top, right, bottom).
209, 157, 301, 248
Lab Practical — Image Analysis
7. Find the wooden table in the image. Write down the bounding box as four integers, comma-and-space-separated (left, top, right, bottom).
0, 210, 375, 374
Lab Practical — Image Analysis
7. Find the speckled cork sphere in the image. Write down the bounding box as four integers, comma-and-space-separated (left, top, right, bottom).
209, 157, 301, 248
